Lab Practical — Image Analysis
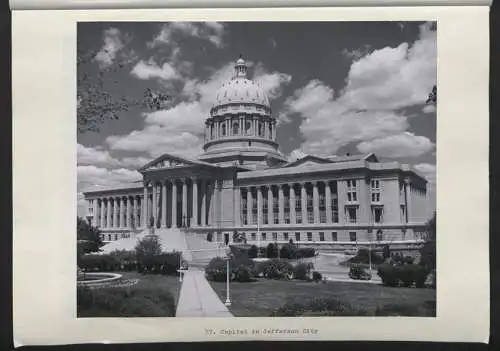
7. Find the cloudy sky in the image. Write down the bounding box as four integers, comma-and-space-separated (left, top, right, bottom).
77, 21, 437, 217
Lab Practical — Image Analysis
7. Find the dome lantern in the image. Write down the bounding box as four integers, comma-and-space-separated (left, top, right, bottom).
234, 54, 247, 78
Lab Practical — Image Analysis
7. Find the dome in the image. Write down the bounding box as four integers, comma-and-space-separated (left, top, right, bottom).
215, 78, 270, 107
213, 56, 270, 108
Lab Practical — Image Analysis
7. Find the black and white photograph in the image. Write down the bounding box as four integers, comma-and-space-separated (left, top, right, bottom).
76, 21, 437, 318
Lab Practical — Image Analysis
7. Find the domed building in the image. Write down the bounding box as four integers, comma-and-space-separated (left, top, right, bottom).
83, 56, 430, 256
199, 57, 286, 168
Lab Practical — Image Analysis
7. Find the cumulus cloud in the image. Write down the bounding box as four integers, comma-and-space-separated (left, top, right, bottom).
340, 23, 436, 110
282, 22, 436, 156
422, 104, 436, 114
109, 60, 292, 159
357, 132, 435, 158
130, 59, 179, 81
148, 22, 226, 48
287, 149, 307, 162
78, 165, 142, 192
414, 163, 436, 184
77, 143, 122, 167
94, 28, 126, 68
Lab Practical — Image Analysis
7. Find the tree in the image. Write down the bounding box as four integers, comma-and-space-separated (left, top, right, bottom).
419, 212, 436, 269
77, 217, 103, 256
135, 235, 162, 261
77, 49, 169, 133
426, 85, 437, 105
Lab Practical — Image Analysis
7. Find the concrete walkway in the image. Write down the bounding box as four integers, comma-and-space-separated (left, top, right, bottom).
175, 270, 234, 317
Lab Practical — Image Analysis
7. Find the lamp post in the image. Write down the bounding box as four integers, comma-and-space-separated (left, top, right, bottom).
224, 245, 232, 307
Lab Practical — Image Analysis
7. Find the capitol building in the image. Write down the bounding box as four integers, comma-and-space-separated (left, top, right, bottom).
83, 57, 429, 252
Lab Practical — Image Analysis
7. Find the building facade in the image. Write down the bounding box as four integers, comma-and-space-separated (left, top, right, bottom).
83, 57, 429, 250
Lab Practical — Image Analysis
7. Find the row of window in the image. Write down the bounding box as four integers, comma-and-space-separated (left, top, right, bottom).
239, 231, 360, 242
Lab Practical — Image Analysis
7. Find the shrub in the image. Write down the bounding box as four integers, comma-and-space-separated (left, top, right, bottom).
293, 262, 312, 280
235, 266, 252, 282
266, 243, 279, 258
272, 297, 359, 317
205, 257, 228, 282
279, 243, 297, 259
79, 254, 120, 272
377, 263, 400, 287
312, 271, 322, 282
257, 259, 293, 280
159, 252, 182, 275
135, 235, 162, 265
347, 248, 384, 265
247, 245, 258, 258
296, 247, 316, 259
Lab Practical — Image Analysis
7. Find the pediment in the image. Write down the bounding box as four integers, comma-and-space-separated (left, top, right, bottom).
139, 154, 195, 172
285, 155, 332, 168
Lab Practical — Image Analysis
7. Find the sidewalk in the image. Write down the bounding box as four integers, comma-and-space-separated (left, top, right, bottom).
175, 270, 234, 317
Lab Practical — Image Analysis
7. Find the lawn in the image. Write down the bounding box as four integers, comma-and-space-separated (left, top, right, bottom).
209, 279, 436, 317
77, 272, 182, 317
120, 272, 182, 305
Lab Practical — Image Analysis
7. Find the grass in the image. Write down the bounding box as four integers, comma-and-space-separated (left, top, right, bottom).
77, 272, 182, 317
209, 279, 435, 317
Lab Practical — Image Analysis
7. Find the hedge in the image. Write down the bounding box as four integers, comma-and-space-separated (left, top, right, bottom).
377, 263, 430, 288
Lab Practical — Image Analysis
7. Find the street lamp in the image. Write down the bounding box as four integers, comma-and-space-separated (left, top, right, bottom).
224, 245, 232, 307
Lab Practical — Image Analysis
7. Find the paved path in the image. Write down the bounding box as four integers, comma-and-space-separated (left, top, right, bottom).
176, 270, 233, 317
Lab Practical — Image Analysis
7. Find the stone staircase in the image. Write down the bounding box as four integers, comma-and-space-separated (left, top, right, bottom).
182, 230, 223, 270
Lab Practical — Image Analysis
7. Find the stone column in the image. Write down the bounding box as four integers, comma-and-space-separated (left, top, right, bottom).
106, 199, 111, 228
301, 183, 307, 224
289, 184, 296, 224
133, 196, 138, 229
113, 198, 119, 228
92, 199, 98, 227
201, 180, 207, 227
152, 182, 157, 227
325, 181, 333, 223
337, 180, 346, 225
161, 180, 167, 228
313, 181, 320, 223
100, 199, 105, 228
142, 183, 148, 228
172, 181, 178, 227
119, 197, 125, 228
234, 185, 241, 227
405, 179, 412, 224
278, 184, 284, 224
182, 179, 188, 227
264, 120, 269, 138
192, 178, 198, 227
246, 187, 252, 225
257, 186, 263, 227
267, 186, 273, 224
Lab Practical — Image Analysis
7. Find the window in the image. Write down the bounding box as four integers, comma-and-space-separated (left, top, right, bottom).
272, 232, 278, 241
263, 193, 269, 224
307, 232, 313, 241
376, 230, 383, 241
319, 189, 326, 223
331, 232, 338, 241
295, 232, 301, 242
332, 198, 339, 223
307, 211, 314, 224
319, 232, 325, 241
241, 192, 248, 225
233, 122, 239, 135
259, 122, 263, 136
262, 232, 267, 241
373, 207, 383, 223
283, 232, 289, 241
273, 211, 279, 224
296, 211, 302, 224
284, 211, 290, 224
251, 232, 256, 241
222, 124, 226, 136
108, 234, 112, 241
347, 179, 358, 202
371, 179, 381, 203
115, 234, 118, 241
246, 122, 252, 132
347, 207, 357, 223
349, 232, 357, 242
